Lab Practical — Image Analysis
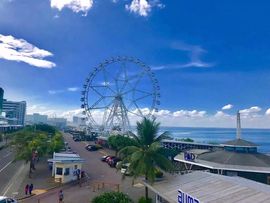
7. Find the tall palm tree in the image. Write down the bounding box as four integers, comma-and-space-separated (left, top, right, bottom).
118, 117, 173, 200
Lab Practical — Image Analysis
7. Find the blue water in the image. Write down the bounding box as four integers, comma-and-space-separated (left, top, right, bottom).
159, 127, 270, 153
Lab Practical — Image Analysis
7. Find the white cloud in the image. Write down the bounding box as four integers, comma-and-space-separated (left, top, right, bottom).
48, 90, 64, 95
265, 108, 270, 116
125, 0, 164, 17
50, 0, 93, 15
67, 87, 79, 92
152, 42, 214, 71
0, 34, 55, 68
125, 0, 151, 16
48, 87, 80, 95
173, 110, 206, 118
222, 104, 233, 110
59, 108, 83, 120
240, 106, 262, 115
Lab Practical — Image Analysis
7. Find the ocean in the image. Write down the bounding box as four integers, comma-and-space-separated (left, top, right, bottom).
159, 127, 270, 153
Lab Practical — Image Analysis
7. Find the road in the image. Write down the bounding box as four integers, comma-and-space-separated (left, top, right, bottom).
0, 145, 24, 196
64, 133, 122, 183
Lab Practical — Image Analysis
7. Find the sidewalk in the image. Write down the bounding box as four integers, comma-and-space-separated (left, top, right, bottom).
17, 157, 59, 200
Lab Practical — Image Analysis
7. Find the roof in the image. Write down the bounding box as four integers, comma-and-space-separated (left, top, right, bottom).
53, 153, 80, 158
174, 150, 270, 173
143, 171, 270, 203
198, 149, 270, 167
48, 152, 85, 163
222, 138, 258, 147
162, 139, 220, 147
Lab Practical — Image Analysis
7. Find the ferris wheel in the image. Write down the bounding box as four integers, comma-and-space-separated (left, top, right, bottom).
81, 56, 160, 133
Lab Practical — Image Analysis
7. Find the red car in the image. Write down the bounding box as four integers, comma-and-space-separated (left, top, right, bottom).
105, 156, 115, 163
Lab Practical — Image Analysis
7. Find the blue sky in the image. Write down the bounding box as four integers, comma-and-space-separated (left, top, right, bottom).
0, 0, 270, 128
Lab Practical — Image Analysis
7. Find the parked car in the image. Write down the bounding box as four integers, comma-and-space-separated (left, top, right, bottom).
86, 145, 98, 151
105, 156, 115, 163
108, 157, 121, 167
121, 163, 132, 175
85, 144, 91, 150
101, 155, 109, 162
0, 196, 17, 203
86, 144, 102, 151
73, 138, 81, 142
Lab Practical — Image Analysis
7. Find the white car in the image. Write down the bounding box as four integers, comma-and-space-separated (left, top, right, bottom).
0, 196, 17, 203
120, 163, 131, 175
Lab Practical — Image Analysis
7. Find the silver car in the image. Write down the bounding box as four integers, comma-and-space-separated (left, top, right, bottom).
0, 196, 17, 203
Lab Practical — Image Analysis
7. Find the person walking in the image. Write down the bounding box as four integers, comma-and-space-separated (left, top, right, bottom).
58, 190, 64, 203
24, 184, 29, 195
29, 183, 33, 195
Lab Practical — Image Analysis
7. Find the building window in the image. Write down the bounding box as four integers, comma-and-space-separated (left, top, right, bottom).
64, 168, 70, 176
56, 167, 63, 175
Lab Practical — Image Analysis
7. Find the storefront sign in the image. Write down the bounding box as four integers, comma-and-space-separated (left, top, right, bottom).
178, 190, 200, 203
184, 152, 195, 161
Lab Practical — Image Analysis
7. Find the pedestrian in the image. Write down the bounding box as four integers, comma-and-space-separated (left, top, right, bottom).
29, 183, 33, 195
24, 184, 29, 195
58, 190, 64, 203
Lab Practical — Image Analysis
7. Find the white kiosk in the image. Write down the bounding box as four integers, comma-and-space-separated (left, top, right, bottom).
48, 152, 85, 183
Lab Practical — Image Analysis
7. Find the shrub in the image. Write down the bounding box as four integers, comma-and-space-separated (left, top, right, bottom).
138, 197, 152, 203
92, 191, 133, 203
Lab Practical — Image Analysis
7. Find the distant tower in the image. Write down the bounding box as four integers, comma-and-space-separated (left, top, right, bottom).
0, 87, 4, 114
236, 111, 241, 139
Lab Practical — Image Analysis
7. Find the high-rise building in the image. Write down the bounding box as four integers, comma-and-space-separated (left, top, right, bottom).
0, 87, 4, 114
73, 116, 86, 126
26, 113, 48, 124
2, 99, 26, 126
48, 117, 67, 129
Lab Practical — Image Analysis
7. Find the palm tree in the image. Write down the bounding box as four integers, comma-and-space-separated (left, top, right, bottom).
118, 117, 174, 200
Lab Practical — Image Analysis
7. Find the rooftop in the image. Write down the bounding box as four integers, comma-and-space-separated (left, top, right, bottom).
175, 149, 270, 173
222, 138, 258, 147
144, 171, 270, 203
48, 152, 85, 164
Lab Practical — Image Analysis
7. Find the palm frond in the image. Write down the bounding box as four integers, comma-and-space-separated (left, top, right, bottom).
152, 152, 174, 172
154, 131, 171, 142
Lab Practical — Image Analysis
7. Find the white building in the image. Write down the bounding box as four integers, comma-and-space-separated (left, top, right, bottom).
48, 152, 85, 183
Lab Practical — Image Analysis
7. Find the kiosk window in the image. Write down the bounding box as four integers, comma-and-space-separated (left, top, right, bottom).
56, 167, 63, 175
64, 168, 70, 176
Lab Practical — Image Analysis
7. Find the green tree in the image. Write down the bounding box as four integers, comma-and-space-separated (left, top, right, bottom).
35, 124, 56, 135
92, 192, 133, 203
12, 129, 49, 174
108, 135, 138, 153
48, 132, 65, 154
118, 118, 173, 200
11, 125, 64, 176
